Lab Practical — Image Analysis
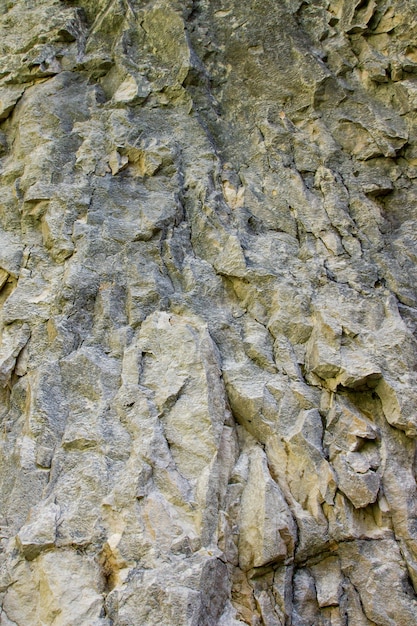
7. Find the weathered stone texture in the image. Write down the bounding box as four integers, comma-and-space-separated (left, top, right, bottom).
1, 0, 417, 624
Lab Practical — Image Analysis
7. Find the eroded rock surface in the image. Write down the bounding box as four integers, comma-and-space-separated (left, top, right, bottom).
1, 0, 417, 624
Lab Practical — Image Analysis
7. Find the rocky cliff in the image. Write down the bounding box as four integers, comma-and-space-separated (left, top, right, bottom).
1, 0, 417, 624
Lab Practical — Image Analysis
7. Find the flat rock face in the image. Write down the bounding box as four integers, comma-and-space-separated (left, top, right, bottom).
1, 1, 417, 624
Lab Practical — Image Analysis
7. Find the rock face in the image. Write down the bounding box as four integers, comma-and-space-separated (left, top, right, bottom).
1, 0, 417, 624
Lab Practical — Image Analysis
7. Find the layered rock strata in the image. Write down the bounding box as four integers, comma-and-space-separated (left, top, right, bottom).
1, 0, 417, 624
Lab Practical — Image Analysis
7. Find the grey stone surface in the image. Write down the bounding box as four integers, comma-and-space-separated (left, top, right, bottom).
1, 0, 417, 624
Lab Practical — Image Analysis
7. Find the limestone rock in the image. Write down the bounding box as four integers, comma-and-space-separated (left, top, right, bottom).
1, 0, 417, 624
237, 443, 295, 571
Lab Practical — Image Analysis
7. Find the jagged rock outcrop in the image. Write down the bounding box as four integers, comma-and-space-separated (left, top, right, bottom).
1, 0, 417, 624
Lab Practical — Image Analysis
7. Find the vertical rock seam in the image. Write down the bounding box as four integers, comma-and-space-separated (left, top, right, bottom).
0, 0, 417, 624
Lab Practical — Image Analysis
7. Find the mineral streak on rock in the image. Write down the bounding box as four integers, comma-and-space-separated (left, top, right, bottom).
0, 0, 417, 624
